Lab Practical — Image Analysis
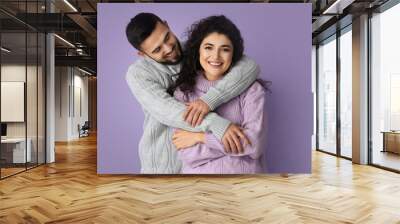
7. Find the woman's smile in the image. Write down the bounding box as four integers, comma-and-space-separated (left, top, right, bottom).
199, 32, 233, 81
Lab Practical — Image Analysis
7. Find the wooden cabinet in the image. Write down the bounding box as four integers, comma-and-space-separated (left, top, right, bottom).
382, 132, 400, 154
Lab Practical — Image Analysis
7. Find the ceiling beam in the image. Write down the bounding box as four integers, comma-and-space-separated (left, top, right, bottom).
66, 13, 97, 45
55, 55, 96, 72
322, 0, 356, 14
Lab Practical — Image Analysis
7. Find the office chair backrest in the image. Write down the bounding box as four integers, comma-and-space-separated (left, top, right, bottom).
82, 121, 90, 129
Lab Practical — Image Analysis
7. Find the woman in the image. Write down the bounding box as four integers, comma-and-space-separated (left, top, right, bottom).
169, 15, 268, 174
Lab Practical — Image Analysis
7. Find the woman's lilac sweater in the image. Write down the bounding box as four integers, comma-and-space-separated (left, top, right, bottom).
174, 74, 267, 174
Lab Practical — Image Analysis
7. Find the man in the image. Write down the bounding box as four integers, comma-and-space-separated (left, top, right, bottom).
125, 13, 259, 174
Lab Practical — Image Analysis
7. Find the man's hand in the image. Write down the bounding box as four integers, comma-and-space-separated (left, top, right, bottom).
172, 129, 205, 150
183, 99, 210, 127
222, 124, 251, 154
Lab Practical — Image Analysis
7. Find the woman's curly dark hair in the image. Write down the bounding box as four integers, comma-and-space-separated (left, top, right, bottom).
168, 15, 244, 96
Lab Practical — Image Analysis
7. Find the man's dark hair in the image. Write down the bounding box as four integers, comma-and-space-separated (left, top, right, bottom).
126, 12, 163, 50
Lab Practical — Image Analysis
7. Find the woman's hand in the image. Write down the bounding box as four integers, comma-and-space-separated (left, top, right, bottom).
172, 129, 205, 150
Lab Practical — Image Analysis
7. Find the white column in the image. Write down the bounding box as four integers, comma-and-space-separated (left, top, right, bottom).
46, 1, 55, 163
352, 14, 369, 164
46, 33, 55, 163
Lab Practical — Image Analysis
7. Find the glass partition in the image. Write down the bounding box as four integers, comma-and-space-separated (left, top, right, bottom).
317, 35, 337, 154
0, 1, 46, 179
1, 30, 28, 177
38, 32, 45, 165
27, 31, 38, 169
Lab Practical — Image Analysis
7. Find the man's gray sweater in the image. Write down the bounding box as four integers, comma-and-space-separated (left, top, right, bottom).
126, 56, 259, 173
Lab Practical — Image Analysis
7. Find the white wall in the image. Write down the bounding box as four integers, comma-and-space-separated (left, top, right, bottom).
55, 66, 69, 141
55, 67, 89, 141
1, 65, 26, 130
312, 45, 316, 150
1, 65, 41, 137
1, 82, 25, 122
72, 73, 89, 138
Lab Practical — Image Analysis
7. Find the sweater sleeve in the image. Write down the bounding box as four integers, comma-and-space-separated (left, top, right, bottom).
177, 143, 225, 169
200, 55, 260, 110
204, 82, 267, 159
125, 63, 230, 140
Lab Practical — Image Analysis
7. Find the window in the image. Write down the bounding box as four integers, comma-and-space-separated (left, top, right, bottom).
317, 35, 337, 154
371, 2, 400, 171
340, 27, 352, 158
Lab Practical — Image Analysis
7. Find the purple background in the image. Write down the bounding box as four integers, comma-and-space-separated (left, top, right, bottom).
98, 3, 312, 174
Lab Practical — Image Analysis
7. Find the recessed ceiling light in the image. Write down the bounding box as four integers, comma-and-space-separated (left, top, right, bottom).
54, 34, 75, 48
63, 0, 78, 12
322, 0, 355, 15
78, 67, 93, 76
1, 47, 11, 53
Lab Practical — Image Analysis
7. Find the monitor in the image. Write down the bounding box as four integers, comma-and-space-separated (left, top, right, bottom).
1, 123, 7, 137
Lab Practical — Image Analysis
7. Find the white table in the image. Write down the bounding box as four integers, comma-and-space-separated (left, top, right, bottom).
1, 138, 32, 163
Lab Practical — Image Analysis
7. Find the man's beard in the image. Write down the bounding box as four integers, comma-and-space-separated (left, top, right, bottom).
143, 42, 183, 65
161, 56, 182, 65
159, 42, 183, 65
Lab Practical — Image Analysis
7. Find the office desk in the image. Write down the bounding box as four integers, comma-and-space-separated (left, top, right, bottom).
1, 138, 32, 163
382, 131, 400, 154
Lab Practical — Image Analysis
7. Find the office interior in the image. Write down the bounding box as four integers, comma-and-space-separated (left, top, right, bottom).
0, 0, 399, 222
0, 0, 97, 179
